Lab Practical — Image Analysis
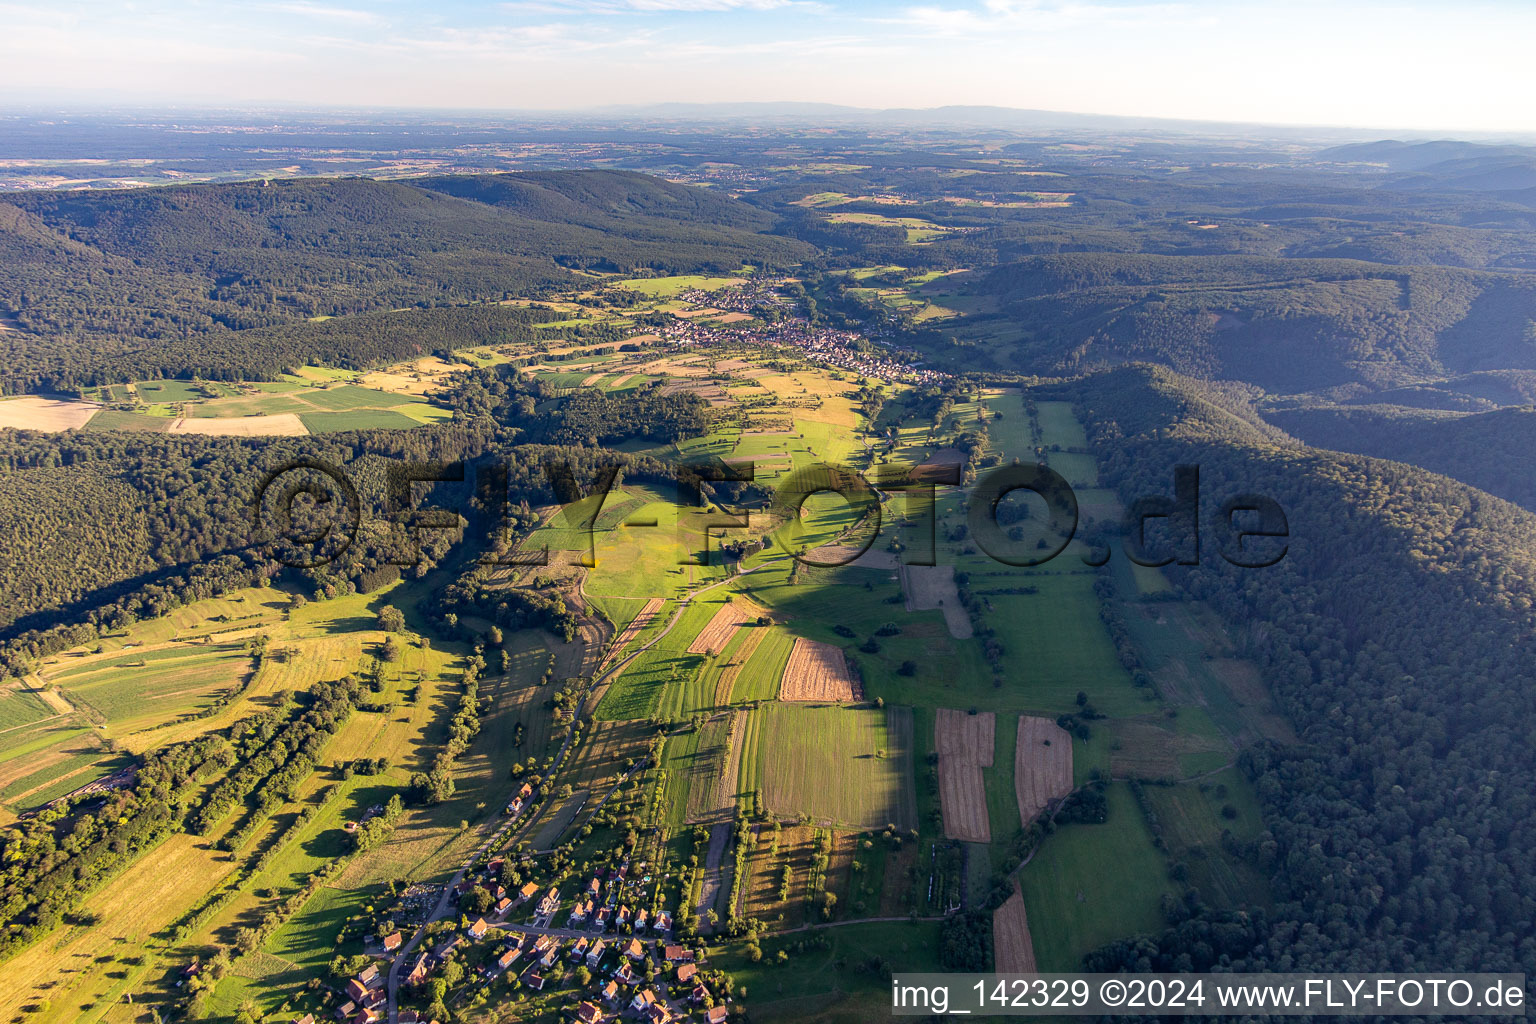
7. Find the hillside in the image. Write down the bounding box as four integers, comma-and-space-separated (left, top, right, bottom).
0, 173, 812, 392
968, 254, 1536, 393
1265, 402, 1536, 510
1062, 364, 1536, 974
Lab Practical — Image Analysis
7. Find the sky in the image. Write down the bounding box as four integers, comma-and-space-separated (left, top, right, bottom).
1, 0, 1532, 133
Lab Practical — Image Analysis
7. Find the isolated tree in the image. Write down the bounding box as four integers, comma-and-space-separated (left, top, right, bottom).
377, 605, 406, 632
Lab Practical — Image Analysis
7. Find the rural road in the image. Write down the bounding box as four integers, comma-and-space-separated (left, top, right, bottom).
388, 561, 777, 1022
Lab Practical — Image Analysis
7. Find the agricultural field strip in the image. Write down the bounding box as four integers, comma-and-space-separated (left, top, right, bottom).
1015, 716, 1075, 825
935, 709, 995, 844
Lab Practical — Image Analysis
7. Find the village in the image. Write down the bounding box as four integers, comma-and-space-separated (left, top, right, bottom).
660, 282, 950, 386
316, 847, 732, 1024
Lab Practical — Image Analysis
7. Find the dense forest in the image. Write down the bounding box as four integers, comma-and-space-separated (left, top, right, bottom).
0, 172, 811, 392
1056, 365, 1536, 975
1264, 403, 1536, 511
931, 254, 1536, 393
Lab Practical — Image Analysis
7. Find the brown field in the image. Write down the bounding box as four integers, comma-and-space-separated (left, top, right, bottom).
778, 638, 859, 702
801, 543, 898, 570
607, 373, 636, 388
993, 885, 1039, 972
909, 446, 967, 482
722, 452, 792, 466
672, 307, 723, 319
712, 311, 753, 324
167, 413, 308, 436
1015, 715, 1074, 823
688, 599, 751, 655
602, 597, 665, 669
935, 709, 995, 843
358, 355, 464, 396
902, 564, 972, 639
0, 395, 100, 431
623, 333, 662, 345
580, 372, 607, 386
1107, 717, 1231, 778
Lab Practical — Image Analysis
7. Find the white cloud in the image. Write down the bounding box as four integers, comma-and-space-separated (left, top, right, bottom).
263, 2, 386, 24
500, 0, 814, 14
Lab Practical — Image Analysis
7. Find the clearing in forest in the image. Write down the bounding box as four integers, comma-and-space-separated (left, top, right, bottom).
778, 638, 860, 702
0, 396, 99, 431
167, 413, 308, 436
935, 708, 995, 843
1015, 716, 1074, 823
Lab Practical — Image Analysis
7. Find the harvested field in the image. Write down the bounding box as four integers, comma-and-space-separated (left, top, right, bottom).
0, 396, 99, 431
1015, 716, 1073, 823
722, 452, 792, 466
580, 372, 607, 386
712, 311, 753, 323
778, 638, 860, 702
689, 599, 752, 655
607, 373, 636, 388
672, 307, 723, 319
910, 447, 967, 482
935, 709, 995, 843
167, 413, 308, 436
994, 885, 1039, 972
801, 543, 898, 570
660, 381, 730, 405
902, 564, 972, 638
602, 597, 664, 669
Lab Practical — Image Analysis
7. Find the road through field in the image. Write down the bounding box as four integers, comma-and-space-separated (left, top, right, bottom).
390, 558, 781, 1023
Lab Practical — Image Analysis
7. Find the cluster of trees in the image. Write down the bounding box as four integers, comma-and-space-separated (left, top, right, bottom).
409, 656, 484, 805
443, 363, 716, 446
192, 679, 357, 834
0, 732, 232, 955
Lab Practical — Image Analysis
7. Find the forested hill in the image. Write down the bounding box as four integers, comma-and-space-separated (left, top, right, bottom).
1062, 364, 1536, 976
1265, 403, 1536, 512
970, 254, 1536, 393
0, 172, 812, 393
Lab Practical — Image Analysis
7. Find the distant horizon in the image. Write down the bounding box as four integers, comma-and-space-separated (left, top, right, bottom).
3, 99, 1534, 148
2, 1, 1533, 136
